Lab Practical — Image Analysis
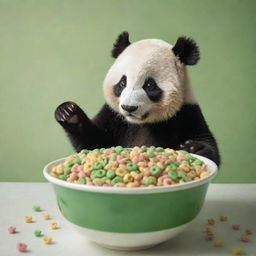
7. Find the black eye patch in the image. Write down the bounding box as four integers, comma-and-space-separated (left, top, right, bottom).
142, 78, 162, 102
113, 75, 127, 97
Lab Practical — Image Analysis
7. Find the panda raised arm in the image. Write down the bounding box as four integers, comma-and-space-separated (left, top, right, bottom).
55, 32, 220, 166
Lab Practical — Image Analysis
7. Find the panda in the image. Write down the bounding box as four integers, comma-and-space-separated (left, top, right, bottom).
55, 31, 220, 166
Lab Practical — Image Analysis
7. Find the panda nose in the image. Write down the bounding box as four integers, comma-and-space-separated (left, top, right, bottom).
121, 105, 138, 113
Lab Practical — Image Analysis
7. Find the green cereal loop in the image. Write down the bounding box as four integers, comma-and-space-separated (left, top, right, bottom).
171, 161, 179, 166
78, 177, 86, 184
109, 157, 116, 162
59, 174, 68, 180
156, 147, 164, 152
64, 166, 71, 175
106, 169, 116, 179
150, 166, 161, 176
73, 156, 81, 165
166, 164, 177, 171
101, 177, 108, 183
177, 171, 186, 178
90, 170, 98, 180
191, 166, 196, 171
194, 159, 203, 166
182, 176, 192, 182
168, 171, 178, 181
81, 149, 89, 154
147, 150, 155, 158
181, 160, 189, 165
141, 145, 147, 152
93, 161, 104, 170
114, 146, 123, 154
142, 177, 154, 185
149, 146, 156, 151
34, 229, 42, 237
33, 205, 41, 212
178, 150, 189, 154
186, 154, 196, 161
111, 176, 123, 185
93, 149, 101, 153
99, 148, 105, 153
67, 162, 74, 168
101, 159, 108, 166
164, 153, 172, 157
95, 169, 106, 178
126, 162, 138, 171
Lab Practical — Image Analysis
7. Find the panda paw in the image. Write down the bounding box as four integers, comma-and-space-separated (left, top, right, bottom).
55, 101, 85, 129
179, 140, 212, 157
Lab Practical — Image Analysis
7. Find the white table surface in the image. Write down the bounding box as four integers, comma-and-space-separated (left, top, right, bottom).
0, 183, 255, 256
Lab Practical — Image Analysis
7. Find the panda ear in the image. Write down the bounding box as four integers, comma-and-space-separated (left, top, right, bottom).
111, 31, 131, 58
172, 36, 200, 65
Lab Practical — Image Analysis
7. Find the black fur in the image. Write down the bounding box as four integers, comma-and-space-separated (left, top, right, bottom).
111, 32, 131, 58
143, 78, 163, 102
172, 37, 200, 65
55, 102, 220, 166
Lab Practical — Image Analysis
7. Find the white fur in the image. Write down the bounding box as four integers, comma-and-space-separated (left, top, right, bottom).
103, 39, 197, 124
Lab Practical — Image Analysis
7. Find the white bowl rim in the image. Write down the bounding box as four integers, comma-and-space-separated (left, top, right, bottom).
43, 154, 218, 194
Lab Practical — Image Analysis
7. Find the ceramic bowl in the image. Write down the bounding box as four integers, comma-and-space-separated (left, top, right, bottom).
43, 154, 217, 251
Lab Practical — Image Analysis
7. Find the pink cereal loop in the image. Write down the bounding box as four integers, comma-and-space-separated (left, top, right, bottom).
71, 164, 79, 172
117, 158, 126, 164
16, 242, 27, 252
84, 170, 90, 177
163, 178, 174, 186
78, 171, 85, 178
8, 226, 16, 233
77, 165, 84, 172
114, 183, 126, 187
177, 153, 186, 162
104, 149, 112, 154
69, 172, 78, 181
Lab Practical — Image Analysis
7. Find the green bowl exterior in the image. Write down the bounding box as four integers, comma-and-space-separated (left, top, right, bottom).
53, 182, 209, 233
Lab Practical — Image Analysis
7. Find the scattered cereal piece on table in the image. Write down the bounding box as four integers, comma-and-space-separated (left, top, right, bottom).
8, 226, 16, 233
33, 205, 41, 212
214, 240, 223, 247
49, 222, 58, 229
24, 216, 33, 223
220, 215, 228, 221
208, 218, 215, 225
231, 247, 243, 255
16, 242, 27, 252
43, 213, 50, 220
245, 228, 252, 235
43, 237, 52, 244
232, 224, 240, 230
240, 234, 249, 242
34, 229, 42, 237
205, 233, 214, 240
204, 226, 214, 234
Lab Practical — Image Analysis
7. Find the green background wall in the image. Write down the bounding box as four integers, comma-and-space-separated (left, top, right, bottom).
0, 0, 255, 182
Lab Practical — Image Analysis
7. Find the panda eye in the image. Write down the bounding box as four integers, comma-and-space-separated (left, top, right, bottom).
143, 78, 157, 91
119, 76, 127, 88
143, 77, 162, 102
113, 75, 127, 97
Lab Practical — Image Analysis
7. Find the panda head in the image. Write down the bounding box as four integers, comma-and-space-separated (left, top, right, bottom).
103, 32, 200, 124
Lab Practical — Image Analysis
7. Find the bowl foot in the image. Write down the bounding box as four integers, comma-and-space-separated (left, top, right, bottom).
94, 242, 162, 251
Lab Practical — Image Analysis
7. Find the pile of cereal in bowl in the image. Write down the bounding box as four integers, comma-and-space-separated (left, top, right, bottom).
50, 146, 210, 187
